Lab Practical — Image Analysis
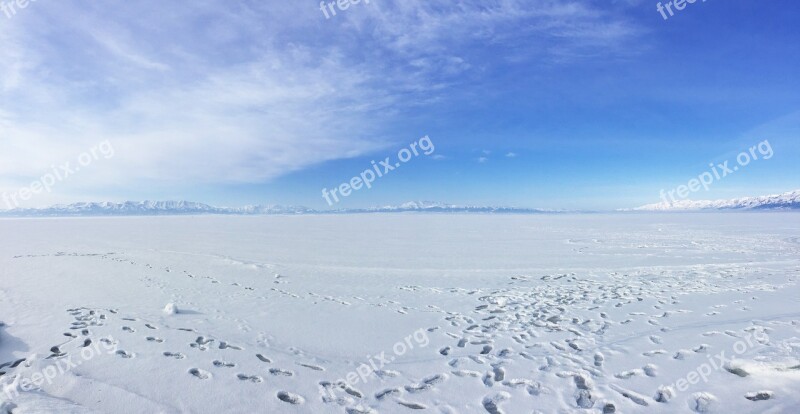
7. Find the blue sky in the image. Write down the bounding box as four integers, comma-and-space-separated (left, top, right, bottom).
0, 0, 798, 210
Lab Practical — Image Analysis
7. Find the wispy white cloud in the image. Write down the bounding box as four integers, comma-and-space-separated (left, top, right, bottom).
0, 0, 641, 204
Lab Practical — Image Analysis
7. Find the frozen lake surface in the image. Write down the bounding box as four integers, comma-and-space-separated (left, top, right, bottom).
1, 214, 799, 413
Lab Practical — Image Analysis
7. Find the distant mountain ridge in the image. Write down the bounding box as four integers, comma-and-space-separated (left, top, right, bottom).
2, 191, 798, 216
0, 200, 554, 216
632, 190, 800, 211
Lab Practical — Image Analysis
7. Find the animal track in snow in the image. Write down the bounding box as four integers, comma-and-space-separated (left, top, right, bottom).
690, 392, 717, 412
405, 374, 447, 393
296, 362, 324, 371
482, 392, 510, 414
163, 352, 186, 359
116, 350, 135, 359
375, 388, 402, 400
213, 360, 236, 368
745, 390, 773, 401
237, 374, 263, 383
190, 337, 215, 351
189, 368, 212, 380
276, 391, 304, 405
218, 341, 243, 350
47, 346, 66, 359
397, 400, 427, 410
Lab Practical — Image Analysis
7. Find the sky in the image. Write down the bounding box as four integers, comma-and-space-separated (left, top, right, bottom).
0, 0, 798, 210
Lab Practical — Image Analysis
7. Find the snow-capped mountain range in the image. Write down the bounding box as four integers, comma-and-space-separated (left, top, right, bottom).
0, 190, 797, 216
0, 200, 553, 216
632, 190, 800, 211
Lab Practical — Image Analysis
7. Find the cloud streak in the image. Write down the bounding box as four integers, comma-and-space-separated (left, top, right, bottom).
0, 0, 640, 204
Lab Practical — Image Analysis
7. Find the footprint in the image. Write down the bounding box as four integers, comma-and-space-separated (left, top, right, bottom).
654, 386, 675, 403
47, 347, 66, 359
397, 400, 427, 409
482, 392, 510, 414
297, 363, 324, 371
116, 350, 135, 359
745, 391, 773, 401
502, 379, 542, 396
190, 337, 215, 351
189, 368, 212, 380
724, 363, 750, 377
122, 327, 136, 333
492, 366, 505, 382
405, 374, 447, 393
213, 360, 236, 368
82, 339, 93, 348
614, 369, 643, 379
146, 337, 164, 343
269, 368, 294, 377
375, 388, 402, 400
163, 352, 186, 359
610, 384, 648, 406
345, 407, 376, 414
339, 382, 364, 398
219, 341, 243, 350
594, 353, 605, 367
237, 374, 263, 383
574, 374, 594, 408
690, 392, 717, 412
276, 391, 304, 405
145, 324, 158, 330
375, 370, 400, 379
256, 354, 272, 363
0, 359, 26, 369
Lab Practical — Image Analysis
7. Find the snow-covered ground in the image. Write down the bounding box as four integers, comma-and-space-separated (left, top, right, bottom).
1, 214, 798, 413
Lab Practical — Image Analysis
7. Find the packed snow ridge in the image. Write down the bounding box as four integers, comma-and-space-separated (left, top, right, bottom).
632, 190, 800, 211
